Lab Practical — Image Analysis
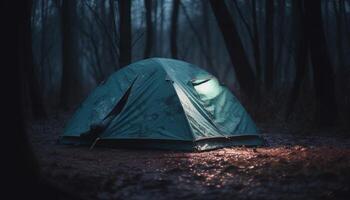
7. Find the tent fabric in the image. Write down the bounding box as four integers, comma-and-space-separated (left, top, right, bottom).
60, 58, 263, 151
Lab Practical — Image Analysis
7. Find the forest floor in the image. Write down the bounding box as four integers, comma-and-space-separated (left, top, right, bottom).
27, 113, 350, 200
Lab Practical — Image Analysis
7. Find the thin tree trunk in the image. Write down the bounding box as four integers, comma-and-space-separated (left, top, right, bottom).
203, 1, 212, 62
265, 0, 274, 91
152, 0, 158, 55
209, 0, 256, 98
202, 1, 218, 76
107, 0, 118, 69
274, 0, 286, 72
251, 0, 262, 83
333, 1, 345, 72
40, 0, 47, 86
119, 0, 132, 67
144, 0, 153, 58
170, 0, 180, 59
159, 0, 164, 55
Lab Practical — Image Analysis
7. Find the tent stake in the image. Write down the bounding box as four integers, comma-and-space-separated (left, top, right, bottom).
89, 137, 101, 150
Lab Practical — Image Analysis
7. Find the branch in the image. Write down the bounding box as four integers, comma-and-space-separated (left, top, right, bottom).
82, 0, 119, 58
232, 0, 255, 42
179, 2, 213, 66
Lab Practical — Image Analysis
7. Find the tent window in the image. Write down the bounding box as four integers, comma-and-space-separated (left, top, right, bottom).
192, 77, 222, 99
192, 78, 211, 86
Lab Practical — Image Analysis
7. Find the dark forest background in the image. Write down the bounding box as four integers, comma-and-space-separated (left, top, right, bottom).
25, 0, 350, 129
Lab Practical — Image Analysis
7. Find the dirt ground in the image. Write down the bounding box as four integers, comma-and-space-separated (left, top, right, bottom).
27, 113, 350, 200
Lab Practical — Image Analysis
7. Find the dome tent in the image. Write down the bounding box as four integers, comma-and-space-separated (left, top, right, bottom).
60, 58, 263, 151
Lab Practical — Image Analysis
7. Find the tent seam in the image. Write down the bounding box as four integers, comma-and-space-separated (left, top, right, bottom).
153, 58, 197, 144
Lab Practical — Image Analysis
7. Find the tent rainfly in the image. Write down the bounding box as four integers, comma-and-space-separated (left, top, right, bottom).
60, 58, 263, 151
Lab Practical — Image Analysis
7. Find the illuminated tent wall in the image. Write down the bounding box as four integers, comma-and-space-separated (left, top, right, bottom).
60, 58, 263, 151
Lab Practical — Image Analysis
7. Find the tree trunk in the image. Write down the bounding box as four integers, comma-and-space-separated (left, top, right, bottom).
119, 0, 132, 67
159, 0, 164, 55
202, 1, 217, 76
285, 0, 307, 120
22, 0, 46, 117
273, 0, 286, 85
251, 0, 262, 84
11, 1, 73, 198
333, 1, 345, 72
265, 0, 274, 91
109, 0, 119, 69
304, 0, 337, 126
340, 0, 350, 46
170, 0, 180, 59
60, 0, 82, 109
144, 0, 153, 58
209, 0, 256, 97
152, 0, 158, 55
16, 0, 41, 185
203, 1, 212, 62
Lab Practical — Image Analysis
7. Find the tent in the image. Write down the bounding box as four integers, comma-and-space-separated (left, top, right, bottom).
60, 58, 263, 151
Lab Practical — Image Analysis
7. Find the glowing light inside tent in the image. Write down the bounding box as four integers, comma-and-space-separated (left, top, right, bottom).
193, 78, 222, 99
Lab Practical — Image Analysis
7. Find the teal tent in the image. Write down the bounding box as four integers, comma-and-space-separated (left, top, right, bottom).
60, 58, 263, 151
